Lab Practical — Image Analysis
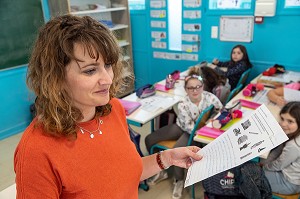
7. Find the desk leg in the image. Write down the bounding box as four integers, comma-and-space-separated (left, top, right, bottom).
151, 119, 154, 133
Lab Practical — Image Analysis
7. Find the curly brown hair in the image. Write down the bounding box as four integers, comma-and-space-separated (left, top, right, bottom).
27, 15, 131, 138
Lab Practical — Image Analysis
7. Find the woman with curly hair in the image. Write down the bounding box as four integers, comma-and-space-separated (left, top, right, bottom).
14, 15, 202, 199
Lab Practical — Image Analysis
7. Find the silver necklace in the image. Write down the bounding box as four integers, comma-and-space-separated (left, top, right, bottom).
77, 118, 103, 139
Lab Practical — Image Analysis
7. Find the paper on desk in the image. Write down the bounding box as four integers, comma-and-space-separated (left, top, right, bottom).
141, 95, 176, 112
184, 104, 288, 187
284, 88, 300, 102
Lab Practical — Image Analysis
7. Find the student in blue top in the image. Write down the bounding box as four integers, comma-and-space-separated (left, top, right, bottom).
210, 44, 252, 90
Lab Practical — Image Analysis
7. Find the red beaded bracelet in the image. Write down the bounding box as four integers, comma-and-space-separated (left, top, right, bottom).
156, 151, 169, 170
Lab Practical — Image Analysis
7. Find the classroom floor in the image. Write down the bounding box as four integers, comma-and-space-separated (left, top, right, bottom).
0, 122, 204, 199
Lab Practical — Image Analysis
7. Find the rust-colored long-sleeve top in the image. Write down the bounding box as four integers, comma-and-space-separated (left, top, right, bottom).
14, 98, 143, 199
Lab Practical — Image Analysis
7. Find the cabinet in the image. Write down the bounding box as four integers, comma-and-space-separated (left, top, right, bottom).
66, 0, 134, 97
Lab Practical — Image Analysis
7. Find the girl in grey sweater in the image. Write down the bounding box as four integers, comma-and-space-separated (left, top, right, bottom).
262, 102, 300, 195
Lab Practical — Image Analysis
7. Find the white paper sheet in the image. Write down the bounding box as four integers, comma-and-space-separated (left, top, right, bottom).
284, 88, 300, 102
185, 104, 288, 187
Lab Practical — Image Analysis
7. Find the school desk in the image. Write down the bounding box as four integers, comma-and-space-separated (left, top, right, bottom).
122, 91, 182, 131
251, 70, 300, 88
0, 183, 16, 198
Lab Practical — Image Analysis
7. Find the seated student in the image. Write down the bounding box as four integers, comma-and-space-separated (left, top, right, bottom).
267, 82, 300, 106
190, 64, 231, 105
145, 69, 223, 199
261, 102, 300, 195
210, 44, 252, 90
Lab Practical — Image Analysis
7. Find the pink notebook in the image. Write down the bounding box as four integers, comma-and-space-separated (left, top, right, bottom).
196, 126, 224, 138
118, 99, 141, 115
239, 99, 261, 109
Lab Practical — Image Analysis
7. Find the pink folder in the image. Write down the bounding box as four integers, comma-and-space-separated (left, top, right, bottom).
118, 99, 141, 115
196, 126, 224, 138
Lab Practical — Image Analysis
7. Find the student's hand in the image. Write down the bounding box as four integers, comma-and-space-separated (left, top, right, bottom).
163, 146, 202, 169
276, 97, 287, 106
212, 58, 219, 65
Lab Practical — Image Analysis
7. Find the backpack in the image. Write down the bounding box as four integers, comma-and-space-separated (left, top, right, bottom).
203, 162, 272, 199
203, 165, 245, 199
212, 79, 231, 105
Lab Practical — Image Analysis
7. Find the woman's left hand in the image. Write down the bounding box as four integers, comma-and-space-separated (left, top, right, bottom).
162, 146, 202, 169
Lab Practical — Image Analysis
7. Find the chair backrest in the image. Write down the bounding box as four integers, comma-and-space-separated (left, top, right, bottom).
225, 84, 243, 105
237, 68, 251, 88
187, 104, 214, 146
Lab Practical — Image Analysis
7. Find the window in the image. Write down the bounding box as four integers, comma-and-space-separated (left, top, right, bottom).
128, 0, 145, 10
168, 0, 182, 51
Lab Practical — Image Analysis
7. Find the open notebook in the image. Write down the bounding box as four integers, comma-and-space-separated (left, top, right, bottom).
118, 99, 141, 116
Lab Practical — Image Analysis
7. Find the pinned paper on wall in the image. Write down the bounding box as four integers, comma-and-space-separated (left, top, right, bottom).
220, 16, 253, 42
209, 0, 252, 10
184, 24, 201, 31
150, 10, 166, 18
285, 0, 300, 7
150, 0, 166, 8
182, 53, 199, 61
165, 53, 182, 60
151, 20, 166, 28
182, 34, 199, 42
152, 41, 167, 49
153, 52, 182, 60
151, 31, 167, 39
182, 44, 199, 52
183, 11, 201, 19
184, 0, 201, 7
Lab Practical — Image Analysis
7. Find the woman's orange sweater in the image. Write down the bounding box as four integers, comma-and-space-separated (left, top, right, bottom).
14, 98, 143, 199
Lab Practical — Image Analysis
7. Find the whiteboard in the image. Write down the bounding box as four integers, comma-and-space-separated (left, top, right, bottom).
219, 16, 254, 42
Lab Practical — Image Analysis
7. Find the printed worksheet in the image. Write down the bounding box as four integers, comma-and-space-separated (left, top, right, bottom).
284, 88, 300, 102
185, 104, 288, 187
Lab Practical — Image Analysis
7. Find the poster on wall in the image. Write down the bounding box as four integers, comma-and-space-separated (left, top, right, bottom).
152, 41, 167, 49
150, 10, 166, 18
182, 44, 199, 52
150, 0, 166, 8
285, 0, 300, 8
151, 21, 166, 28
219, 16, 253, 42
184, 0, 201, 7
184, 24, 201, 31
183, 11, 201, 19
182, 34, 199, 42
151, 31, 167, 39
182, 53, 198, 61
209, 0, 252, 10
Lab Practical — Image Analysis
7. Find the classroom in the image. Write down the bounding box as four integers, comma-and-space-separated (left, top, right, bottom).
1, 0, 300, 198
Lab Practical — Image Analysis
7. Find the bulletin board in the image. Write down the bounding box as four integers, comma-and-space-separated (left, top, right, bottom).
219, 16, 254, 42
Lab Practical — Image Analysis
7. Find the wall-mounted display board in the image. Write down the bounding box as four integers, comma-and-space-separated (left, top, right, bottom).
0, 0, 44, 70
285, 0, 300, 8
219, 16, 254, 42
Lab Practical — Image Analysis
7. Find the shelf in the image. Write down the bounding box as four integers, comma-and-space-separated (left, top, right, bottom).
68, 0, 134, 98
110, 24, 128, 31
71, 7, 127, 15
118, 41, 130, 47
123, 56, 130, 61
